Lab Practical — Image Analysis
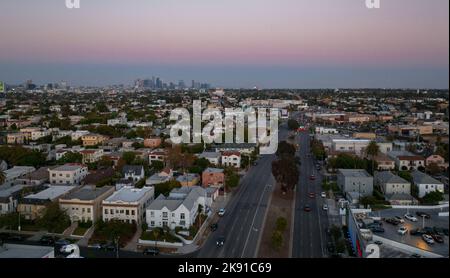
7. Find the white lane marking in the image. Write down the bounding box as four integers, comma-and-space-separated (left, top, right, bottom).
241, 184, 269, 258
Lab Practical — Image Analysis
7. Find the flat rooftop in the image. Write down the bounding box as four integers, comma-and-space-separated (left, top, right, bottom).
104, 186, 152, 203
60, 185, 113, 201
51, 164, 86, 172
338, 169, 371, 178
24, 185, 75, 200
0, 244, 54, 258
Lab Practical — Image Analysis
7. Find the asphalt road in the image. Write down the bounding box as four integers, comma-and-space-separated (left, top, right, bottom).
196, 123, 289, 258
292, 130, 330, 258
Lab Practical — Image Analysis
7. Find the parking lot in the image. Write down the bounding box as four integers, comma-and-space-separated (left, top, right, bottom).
368, 208, 449, 257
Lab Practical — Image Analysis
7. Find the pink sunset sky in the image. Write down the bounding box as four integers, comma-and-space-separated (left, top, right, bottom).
0, 0, 448, 88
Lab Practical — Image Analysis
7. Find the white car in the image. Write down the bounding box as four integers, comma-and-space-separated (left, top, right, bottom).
422, 234, 435, 245
321, 192, 326, 198
404, 213, 418, 222
397, 227, 408, 235
218, 208, 226, 216
322, 204, 328, 211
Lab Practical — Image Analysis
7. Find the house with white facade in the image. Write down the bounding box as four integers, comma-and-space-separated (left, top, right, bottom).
411, 170, 444, 198
48, 164, 88, 185
197, 152, 221, 166
146, 186, 208, 230
122, 165, 145, 182
221, 151, 241, 168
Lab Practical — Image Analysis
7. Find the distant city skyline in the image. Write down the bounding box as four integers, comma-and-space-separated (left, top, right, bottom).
0, 0, 448, 89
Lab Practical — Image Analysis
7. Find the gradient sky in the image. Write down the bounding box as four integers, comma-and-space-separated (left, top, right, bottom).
0, 0, 448, 88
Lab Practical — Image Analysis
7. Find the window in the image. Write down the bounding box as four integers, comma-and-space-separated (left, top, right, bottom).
105, 209, 108, 214
162, 212, 168, 218
82, 208, 85, 213
150, 221, 155, 226
87, 208, 91, 213
131, 210, 135, 216
126, 210, 129, 215
150, 211, 154, 217
180, 213, 185, 220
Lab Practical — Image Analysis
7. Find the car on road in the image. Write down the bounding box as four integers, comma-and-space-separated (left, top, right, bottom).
143, 247, 160, 256
416, 211, 431, 219
210, 223, 218, 232
370, 227, 385, 233
218, 208, 226, 217
394, 216, 405, 223
409, 228, 424, 236
100, 242, 117, 251
422, 234, 435, 245
322, 204, 328, 211
397, 227, 408, 235
385, 218, 400, 225
309, 175, 316, 180
309, 192, 315, 198
88, 243, 102, 249
404, 213, 418, 222
303, 205, 311, 212
321, 192, 326, 198
431, 234, 444, 243
216, 236, 225, 247
39, 235, 55, 245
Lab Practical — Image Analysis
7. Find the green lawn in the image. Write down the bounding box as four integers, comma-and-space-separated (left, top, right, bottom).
73, 226, 89, 236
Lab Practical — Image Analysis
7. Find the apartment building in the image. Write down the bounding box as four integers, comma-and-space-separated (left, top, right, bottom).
18, 185, 76, 220
81, 133, 108, 147
48, 164, 88, 185
337, 169, 373, 197
411, 170, 445, 198
102, 186, 154, 225
59, 185, 115, 223
202, 168, 224, 188
221, 151, 241, 168
79, 149, 104, 164
146, 186, 208, 229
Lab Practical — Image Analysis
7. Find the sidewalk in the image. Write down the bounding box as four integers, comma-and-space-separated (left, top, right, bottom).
123, 226, 142, 252
76, 226, 95, 247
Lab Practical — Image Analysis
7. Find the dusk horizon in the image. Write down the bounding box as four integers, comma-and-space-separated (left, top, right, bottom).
0, 0, 448, 89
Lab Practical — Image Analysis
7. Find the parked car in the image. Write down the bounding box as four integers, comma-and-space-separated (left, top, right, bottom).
218, 208, 226, 217
374, 241, 383, 245
404, 213, 418, 222
411, 254, 421, 258
309, 192, 315, 198
88, 243, 102, 249
309, 175, 316, 180
39, 236, 55, 245
385, 218, 400, 225
416, 211, 431, 219
431, 234, 444, 243
321, 192, 326, 198
394, 216, 405, 223
322, 204, 329, 211
216, 236, 225, 247
370, 227, 385, 233
409, 228, 423, 236
102, 243, 117, 251
143, 247, 160, 256
303, 205, 311, 212
210, 223, 218, 232
422, 234, 434, 245
397, 227, 408, 235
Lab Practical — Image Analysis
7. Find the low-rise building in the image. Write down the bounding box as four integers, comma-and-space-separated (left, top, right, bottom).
337, 169, 373, 197
6, 133, 26, 145
176, 173, 200, 187
221, 151, 241, 168
197, 152, 221, 165
102, 186, 154, 225
146, 186, 208, 229
48, 164, 88, 185
373, 153, 395, 171
202, 168, 224, 188
18, 185, 76, 220
374, 171, 411, 196
80, 149, 104, 164
81, 133, 107, 147
411, 170, 445, 198
122, 165, 145, 182
145, 168, 173, 186
59, 185, 115, 223
2, 166, 36, 187
143, 137, 162, 148
148, 149, 166, 165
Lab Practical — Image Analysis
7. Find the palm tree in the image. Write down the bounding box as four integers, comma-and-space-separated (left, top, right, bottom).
365, 141, 380, 174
